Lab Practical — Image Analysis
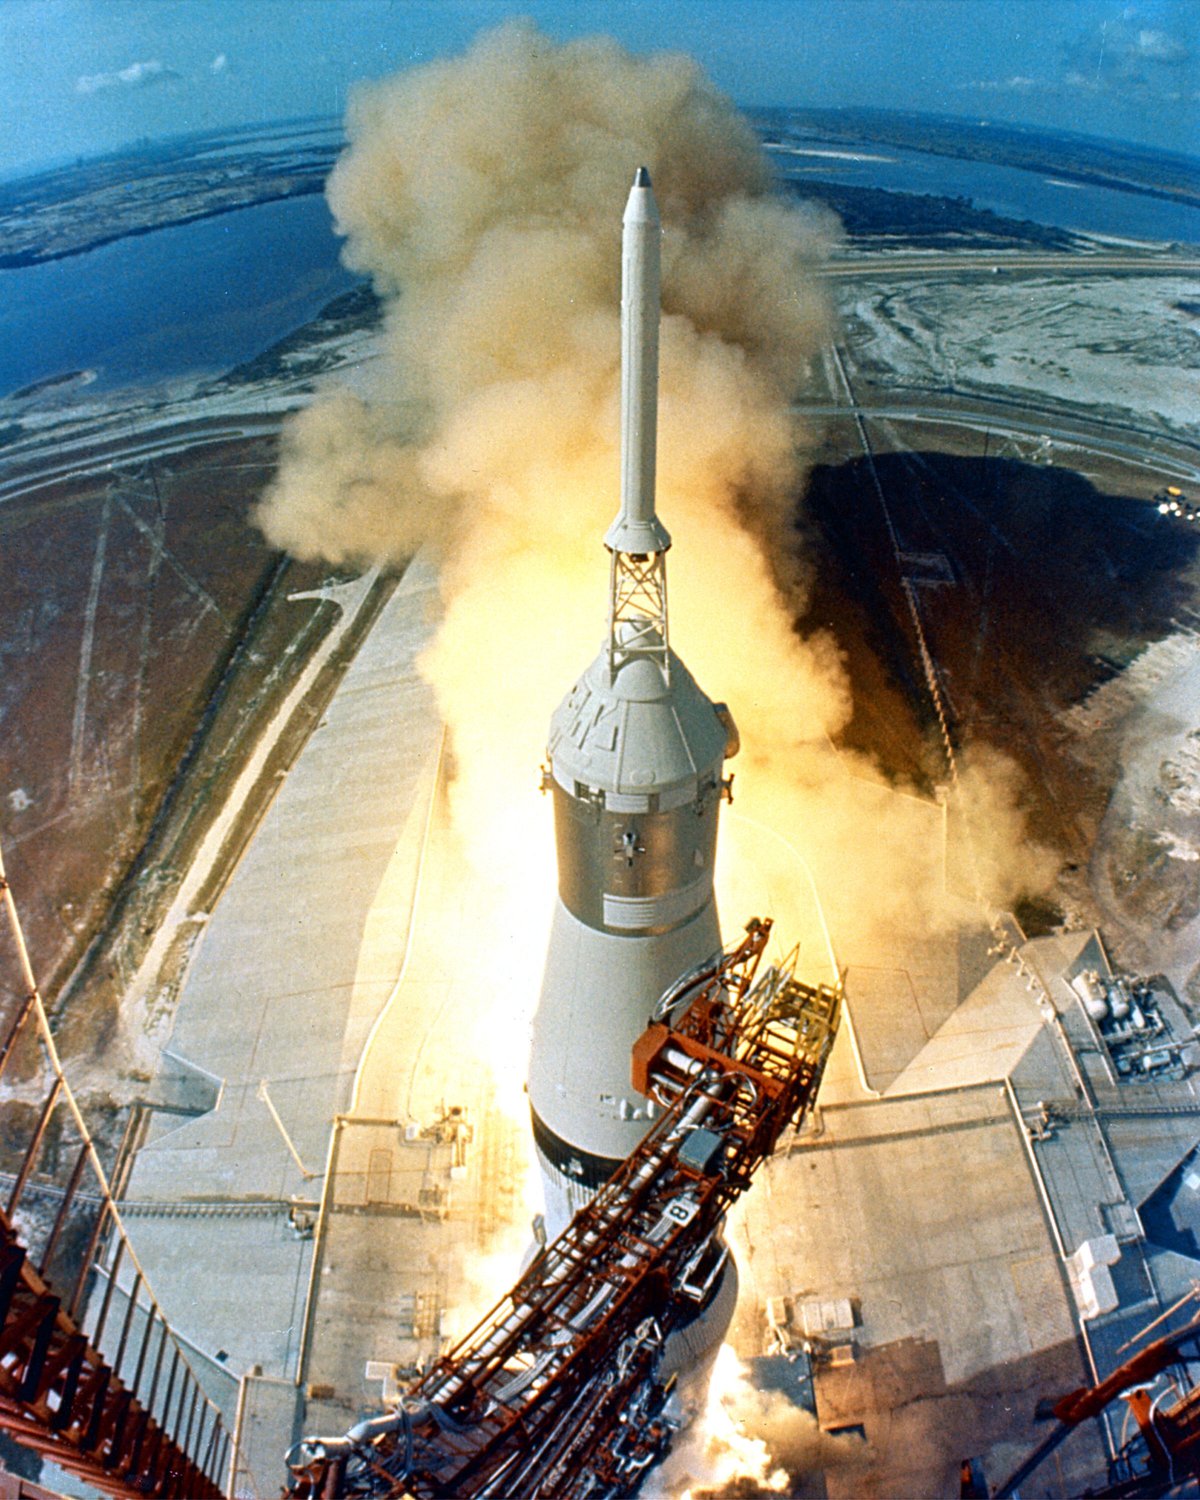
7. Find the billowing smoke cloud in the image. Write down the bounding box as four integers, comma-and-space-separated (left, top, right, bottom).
258, 22, 831, 566
645, 1346, 868, 1499
256, 20, 1053, 979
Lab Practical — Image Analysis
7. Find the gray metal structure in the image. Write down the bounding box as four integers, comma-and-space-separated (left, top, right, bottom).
527, 170, 737, 1235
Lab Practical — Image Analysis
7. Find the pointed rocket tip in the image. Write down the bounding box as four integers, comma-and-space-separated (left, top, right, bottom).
634, 166, 652, 188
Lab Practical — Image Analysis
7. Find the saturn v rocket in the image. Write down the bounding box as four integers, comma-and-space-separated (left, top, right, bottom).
527, 169, 738, 1238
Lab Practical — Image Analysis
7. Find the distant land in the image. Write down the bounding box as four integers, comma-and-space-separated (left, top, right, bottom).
785, 179, 1083, 252
0, 117, 340, 268
2, 107, 1198, 270
8, 368, 95, 402
750, 106, 1200, 212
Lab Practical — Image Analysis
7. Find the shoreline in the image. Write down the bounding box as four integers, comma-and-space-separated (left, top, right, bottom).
0, 177, 328, 271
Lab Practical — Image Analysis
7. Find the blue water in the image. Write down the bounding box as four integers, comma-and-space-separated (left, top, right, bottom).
1, 125, 1195, 404
768, 136, 1200, 244
0, 193, 359, 399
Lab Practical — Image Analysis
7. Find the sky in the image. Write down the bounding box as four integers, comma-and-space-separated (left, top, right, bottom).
0, 0, 1196, 176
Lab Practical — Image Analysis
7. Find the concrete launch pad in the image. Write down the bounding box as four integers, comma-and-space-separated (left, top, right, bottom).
737, 1081, 1099, 1496
296, 795, 532, 1458
107, 558, 447, 1493
729, 920, 1200, 1498
100, 548, 544, 1496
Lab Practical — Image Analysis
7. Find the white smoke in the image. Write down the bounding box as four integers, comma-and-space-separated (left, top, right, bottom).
647, 1345, 868, 1499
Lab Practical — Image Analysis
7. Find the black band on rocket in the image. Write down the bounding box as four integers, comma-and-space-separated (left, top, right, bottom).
529, 1106, 624, 1192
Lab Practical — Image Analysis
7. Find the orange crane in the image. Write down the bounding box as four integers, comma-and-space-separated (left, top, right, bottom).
285, 918, 841, 1500
995, 1307, 1200, 1497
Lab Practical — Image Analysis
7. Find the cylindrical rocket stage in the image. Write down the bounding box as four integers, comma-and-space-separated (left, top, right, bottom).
528, 626, 732, 1236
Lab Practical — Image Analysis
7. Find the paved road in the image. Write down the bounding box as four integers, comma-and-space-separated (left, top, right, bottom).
0, 413, 286, 504
823, 251, 1200, 280
795, 397, 1200, 484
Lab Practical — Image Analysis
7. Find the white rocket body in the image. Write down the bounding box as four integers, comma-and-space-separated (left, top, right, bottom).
527, 170, 734, 1237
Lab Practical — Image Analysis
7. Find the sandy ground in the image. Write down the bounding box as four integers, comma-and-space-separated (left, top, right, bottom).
1065, 632, 1200, 992
843, 274, 1200, 440
0, 289, 386, 1098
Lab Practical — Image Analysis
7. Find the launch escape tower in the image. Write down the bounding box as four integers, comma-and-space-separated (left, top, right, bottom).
527, 170, 738, 1235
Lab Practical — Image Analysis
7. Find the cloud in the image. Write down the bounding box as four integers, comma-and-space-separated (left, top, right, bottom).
1062, 13, 1192, 97
964, 16, 1192, 104
1134, 28, 1188, 63
75, 59, 179, 96
960, 75, 1045, 94
211, 53, 228, 74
